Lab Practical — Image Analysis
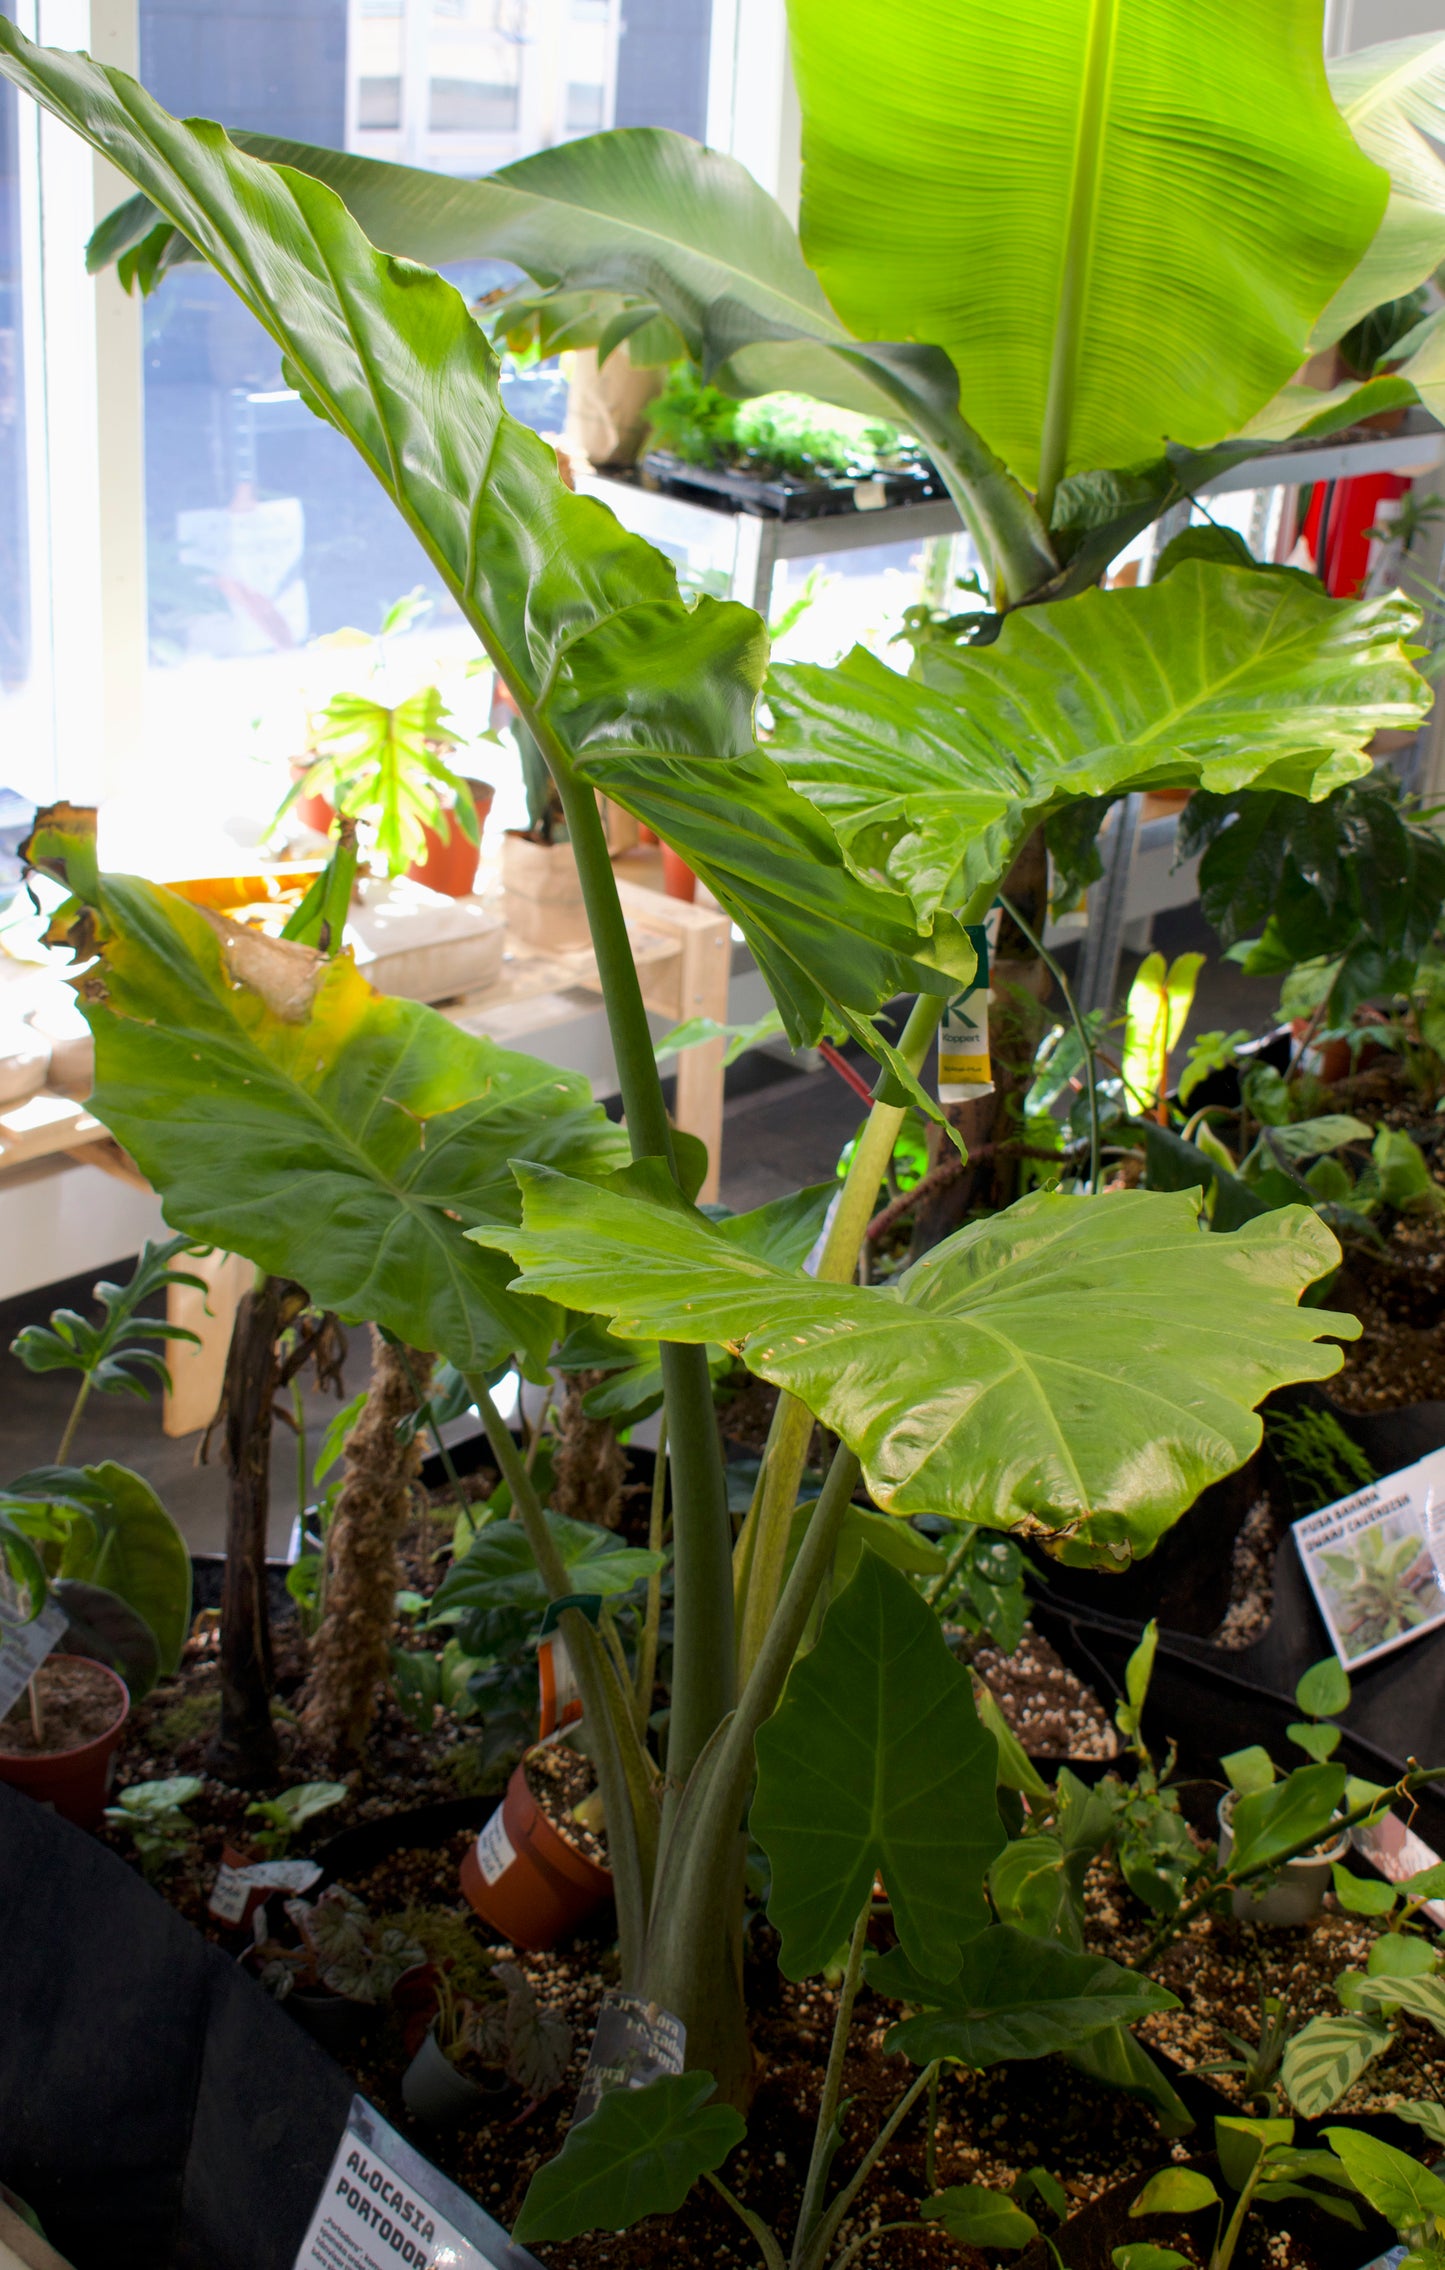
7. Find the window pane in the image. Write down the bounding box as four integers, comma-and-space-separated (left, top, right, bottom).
0, 0, 30, 731
429, 76, 520, 130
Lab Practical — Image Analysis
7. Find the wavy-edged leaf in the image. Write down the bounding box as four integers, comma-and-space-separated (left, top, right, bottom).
870, 1928, 1176, 2067
475, 1175, 1356, 1565
788, 0, 1386, 493
0, 27, 965, 1068
25, 816, 625, 1377
1281, 2013, 1394, 2118
9, 1462, 190, 1675
513, 2072, 744, 2244
768, 569, 1426, 925
752, 1552, 1002, 1981
1318, 36, 1445, 348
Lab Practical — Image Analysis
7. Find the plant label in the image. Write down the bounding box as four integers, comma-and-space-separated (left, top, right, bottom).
473, 1807, 517, 1887
208, 1854, 322, 1927
536, 1634, 582, 1739
0, 1596, 68, 1722
938, 919, 995, 1104
573, 1991, 686, 2123
1293, 1445, 1445, 1669
295, 2094, 541, 2270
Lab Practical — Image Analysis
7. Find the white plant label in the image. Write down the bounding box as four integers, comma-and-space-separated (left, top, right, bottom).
295, 2097, 538, 2270
473, 1808, 517, 1886
207, 1856, 322, 1925
0, 1596, 68, 1722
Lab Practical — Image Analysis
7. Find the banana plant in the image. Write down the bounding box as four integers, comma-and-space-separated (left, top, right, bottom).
0, 13, 1421, 2160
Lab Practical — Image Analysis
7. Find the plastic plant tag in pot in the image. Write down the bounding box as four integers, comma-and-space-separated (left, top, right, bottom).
574, 1993, 686, 2123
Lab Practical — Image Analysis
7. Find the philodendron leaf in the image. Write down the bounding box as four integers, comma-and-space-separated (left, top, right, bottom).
923, 2188, 1038, 2249
477, 1175, 1356, 1565
1296, 1656, 1352, 1718
788, 0, 1385, 491
1323, 2127, 1445, 2239
24, 813, 625, 1378
751, 1552, 1003, 1981
512, 2073, 744, 2245
427, 1512, 663, 1627
8, 1462, 190, 1675
1281, 2013, 1394, 2118
1131, 2169, 1221, 2216
768, 571, 1425, 925
0, 27, 968, 1077
868, 1928, 1176, 2068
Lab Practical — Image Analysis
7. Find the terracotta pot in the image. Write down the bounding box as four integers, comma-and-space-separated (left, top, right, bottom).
288, 758, 334, 836
638, 826, 659, 847
500, 830, 591, 951
1217, 1792, 1348, 1925
0, 1658, 130, 1830
459, 1754, 612, 1952
661, 845, 697, 903
405, 779, 494, 899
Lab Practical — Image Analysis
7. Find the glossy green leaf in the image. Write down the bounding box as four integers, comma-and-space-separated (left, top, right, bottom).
24, 826, 624, 1378
787, 0, 1385, 493
1365, 1933, 1438, 1981
8, 1462, 191, 1676
477, 1174, 1356, 1565
1066, 2027, 1194, 2140
1330, 1864, 1397, 1916
989, 1835, 1078, 1944
0, 28, 967, 1069
1222, 1746, 1276, 1799
1289, 1722, 1343, 1764
1227, 1765, 1347, 1878
1323, 2127, 1445, 2239
768, 570, 1425, 925
752, 1553, 1002, 1981
870, 1927, 1176, 2068
1297, 1655, 1353, 1719
1317, 36, 1445, 347
1281, 2013, 1394, 2118
427, 1512, 663, 1628
923, 2188, 1038, 2249
1215, 2117, 1294, 2194
1130, 2169, 1221, 2217
513, 2073, 744, 2244
1114, 2249, 1192, 2270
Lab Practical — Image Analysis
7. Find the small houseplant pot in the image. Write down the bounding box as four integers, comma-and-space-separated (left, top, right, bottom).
287, 757, 334, 836
661, 845, 697, 903
283, 1984, 374, 2057
0, 1656, 130, 1830
1216, 1790, 1349, 1925
459, 1747, 612, 1951
500, 829, 590, 951
400, 2024, 498, 2127
405, 777, 495, 899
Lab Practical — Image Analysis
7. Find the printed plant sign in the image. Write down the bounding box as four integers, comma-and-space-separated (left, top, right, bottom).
1294, 1448, 1445, 1668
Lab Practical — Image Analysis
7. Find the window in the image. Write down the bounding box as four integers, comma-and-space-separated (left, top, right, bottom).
564, 80, 606, 132
428, 76, 520, 131
357, 74, 403, 126
0, 2, 28, 723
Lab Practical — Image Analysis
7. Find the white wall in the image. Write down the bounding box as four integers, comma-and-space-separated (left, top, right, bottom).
1337, 0, 1445, 45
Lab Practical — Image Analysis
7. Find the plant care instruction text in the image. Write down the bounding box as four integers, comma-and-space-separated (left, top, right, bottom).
295, 2098, 539, 2270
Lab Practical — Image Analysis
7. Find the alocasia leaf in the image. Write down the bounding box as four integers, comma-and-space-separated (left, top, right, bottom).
25, 811, 626, 1378
512, 2073, 744, 2244
751, 1552, 1003, 1981
6, 1462, 190, 1676
0, 22, 968, 1074
768, 569, 1426, 925
788, 0, 1385, 494
869, 1928, 1176, 2067
475, 1173, 1357, 1565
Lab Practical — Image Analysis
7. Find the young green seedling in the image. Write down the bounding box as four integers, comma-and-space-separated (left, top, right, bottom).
103, 1775, 204, 1882
244, 1780, 348, 1860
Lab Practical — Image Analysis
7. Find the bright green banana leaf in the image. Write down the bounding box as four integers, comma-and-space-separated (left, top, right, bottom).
0, 23, 966, 1066
1316, 34, 1445, 348
788, 0, 1385, 501
472, 1169, 1356, 1565
768, 565, 1425, 924
25, 811, 627, 1377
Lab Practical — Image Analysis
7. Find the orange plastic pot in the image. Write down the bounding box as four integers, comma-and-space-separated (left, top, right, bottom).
288, 758, 334, 836
0, 1659, 130, 1830
459, 1755, 611, 1952
406, 780, 494, 898
661, 845, 697, 903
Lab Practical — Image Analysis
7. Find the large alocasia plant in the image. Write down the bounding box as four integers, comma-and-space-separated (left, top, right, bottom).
0, 6, 1426, 2242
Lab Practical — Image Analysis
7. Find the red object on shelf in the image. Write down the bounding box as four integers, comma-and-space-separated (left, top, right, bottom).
661, 845, 697, 902
1301, 471, 1409, 596
405, 779, 494, 899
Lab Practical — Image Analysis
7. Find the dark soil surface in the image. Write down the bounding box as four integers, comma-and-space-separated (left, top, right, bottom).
972, 1626, 1120, 1760
0, 1655, 125, 1753
1332, 1210, 1445, 1413
524, 1743, 605, 1868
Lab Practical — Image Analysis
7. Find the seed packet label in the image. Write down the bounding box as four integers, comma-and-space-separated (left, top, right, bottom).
0, 1596, 68, 1722
1292, 1444, 1445, 1669
208, 1856, 322, 1925
473, 1808, 517, 1887
573, 1993, 686, 2124
295, 2095, 539, 2270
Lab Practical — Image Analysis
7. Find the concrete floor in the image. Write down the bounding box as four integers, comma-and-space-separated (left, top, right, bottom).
0, 902, 1280, 1557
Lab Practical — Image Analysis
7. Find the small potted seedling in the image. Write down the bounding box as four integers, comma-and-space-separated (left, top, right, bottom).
243, 1779, 349, 1860
104, 1774, 204, 1882
400, 1945, 572, 2128
252, 1886, 424, 2054
1216, 1656, 1354, 1924
460, 1734, 613, 1951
